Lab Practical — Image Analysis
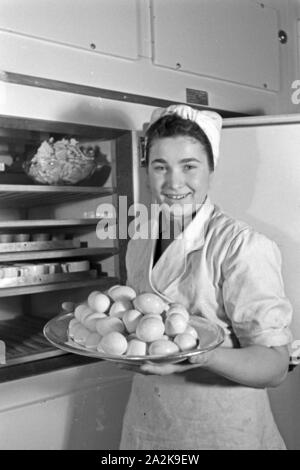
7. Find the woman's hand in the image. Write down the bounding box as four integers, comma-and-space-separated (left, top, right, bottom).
118, 350, 215, 375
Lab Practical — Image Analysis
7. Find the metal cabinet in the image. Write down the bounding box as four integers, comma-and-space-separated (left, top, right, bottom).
151, 0, 280, 91
0, 0, 139, 60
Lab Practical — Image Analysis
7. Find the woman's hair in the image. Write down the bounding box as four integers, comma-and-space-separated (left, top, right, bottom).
145, 114, 214, 171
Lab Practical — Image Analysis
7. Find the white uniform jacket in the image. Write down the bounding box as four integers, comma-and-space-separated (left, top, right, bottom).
120, 197, 293, 450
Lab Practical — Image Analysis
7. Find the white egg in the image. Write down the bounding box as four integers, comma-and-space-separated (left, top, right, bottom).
148, 339, 179, 356
165, 313, 188, 336
133, 293, 166, 315
108, 285, 136, 302
83, 312, 107, 331
161, 335, 170, 341
136, 315, 165, 342
68, 320, 81, 338
80, 306, 95, 324
96, 317, 125, 336
126, 339, 147, 356
184, 325, 199, 339
74, 303, 89, 322
85, 332, 102, 349
127, 332, 140, 342
166, 304, 190, 321
106, 284, 121, 295
174, 333, 197, 351
87, 290, 101, 309
69, 317, 80, 329
122, 309, 143, 333
93, 293, 111, 313
62, 301, 76, 313
109, 299, 132, 318
73, 325, 90, 345
100, 332, 128, 355
85, 311, 107, 321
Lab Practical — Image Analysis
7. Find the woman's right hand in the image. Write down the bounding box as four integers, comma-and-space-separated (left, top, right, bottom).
117, 360, 204, 375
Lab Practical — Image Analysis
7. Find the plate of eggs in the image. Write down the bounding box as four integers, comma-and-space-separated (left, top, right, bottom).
43, 285, 225, 365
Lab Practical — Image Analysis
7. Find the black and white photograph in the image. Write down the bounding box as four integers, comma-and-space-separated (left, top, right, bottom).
0, 0, 299, 452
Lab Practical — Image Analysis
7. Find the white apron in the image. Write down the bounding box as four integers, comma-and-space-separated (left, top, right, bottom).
120, 372, 285, 450
120, 199, 292, 450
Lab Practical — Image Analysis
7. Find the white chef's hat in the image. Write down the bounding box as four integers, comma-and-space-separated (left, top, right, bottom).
147, 104, 222, 168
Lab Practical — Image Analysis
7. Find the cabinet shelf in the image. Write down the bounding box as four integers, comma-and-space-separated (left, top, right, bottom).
0, 185, 115, 208
0, 218, 110, 230
0, 247, 117, 262
0, 275, 120, 297
0, 315, 63, 365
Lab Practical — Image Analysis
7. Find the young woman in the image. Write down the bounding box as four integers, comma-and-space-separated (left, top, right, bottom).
119, 104, 293, 450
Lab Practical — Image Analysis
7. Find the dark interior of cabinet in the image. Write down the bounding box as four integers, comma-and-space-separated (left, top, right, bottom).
0, 278, 118, 368
0, 117, 117, 186
0, 115, 134, 379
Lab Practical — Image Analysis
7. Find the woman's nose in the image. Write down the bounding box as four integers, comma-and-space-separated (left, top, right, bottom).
165, 169, 184, 188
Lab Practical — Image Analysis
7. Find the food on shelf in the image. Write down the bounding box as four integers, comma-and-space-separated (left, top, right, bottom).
0, 234, 13, 243
23, 137, 97, 185
14, 233, 30, 242
67, 285, 201, 357
32, 233, 50, 241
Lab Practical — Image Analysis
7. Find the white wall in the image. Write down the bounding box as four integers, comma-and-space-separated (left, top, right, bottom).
0, 0, 299, 115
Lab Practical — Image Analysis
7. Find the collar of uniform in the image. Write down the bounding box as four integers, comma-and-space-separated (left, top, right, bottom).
148, 198, 213, 297
174, 196, 215, 253
148, 197, 214, 297
148, 196, 214, 254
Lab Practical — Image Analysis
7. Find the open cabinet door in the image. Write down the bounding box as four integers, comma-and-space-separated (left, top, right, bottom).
210, 115, 300, 450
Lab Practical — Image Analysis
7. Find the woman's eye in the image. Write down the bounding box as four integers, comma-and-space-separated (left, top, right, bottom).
154, 165, 166, 172
183, 164, 197, 171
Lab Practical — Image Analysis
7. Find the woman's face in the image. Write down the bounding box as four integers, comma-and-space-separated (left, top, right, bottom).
148, 136, 212, 219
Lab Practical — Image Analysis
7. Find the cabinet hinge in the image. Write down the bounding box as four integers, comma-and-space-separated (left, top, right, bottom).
139, 136, 147, 167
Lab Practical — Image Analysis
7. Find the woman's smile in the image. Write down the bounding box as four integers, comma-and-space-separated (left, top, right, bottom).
163, 192, 192, 201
